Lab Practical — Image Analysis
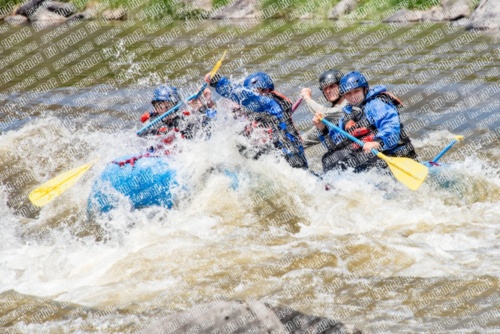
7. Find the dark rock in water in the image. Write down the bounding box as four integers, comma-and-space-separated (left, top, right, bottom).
466, 0, 500, 31
15, 0, 47, 17
140, 300, 362, 334
328, 0, 358, 20
4, 15, 29, 25
269, 304, 361, 334
383, 9, 423, 23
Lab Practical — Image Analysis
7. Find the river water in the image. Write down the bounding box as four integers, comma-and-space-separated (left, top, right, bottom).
0, 18, 499, 333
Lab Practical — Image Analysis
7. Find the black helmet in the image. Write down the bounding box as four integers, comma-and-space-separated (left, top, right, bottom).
319, 69, 344, 90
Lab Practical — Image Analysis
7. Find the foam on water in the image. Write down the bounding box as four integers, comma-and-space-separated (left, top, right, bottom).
1, 87, 499, 318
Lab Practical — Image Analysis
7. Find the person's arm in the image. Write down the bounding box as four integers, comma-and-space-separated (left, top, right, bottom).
301, 88, 344, 120
301, 126, 323, 148
365, 98, 401, 151
303, 99, 347, 149
207, 74, 283, 118
304, 98, 343, 121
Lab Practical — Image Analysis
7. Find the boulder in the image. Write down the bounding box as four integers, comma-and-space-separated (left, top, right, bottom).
328, 0, 358, 20
184, 0, 212, 11
450, 17, 471, 26
67, 8, 98, 22
383, 9, 423, 23
140, 300, 362, 334
15, 0, 74, 21
101, 7, 127, 20
421, 6, 445, 21
15, 0, 47, 17
211, 0, 260, 19
4, 15, 28, 25
44, 1, 76, 17
29, 8, 67, 21
466, 0, 500, 31
442, 0, 472, 20
300, 12, 314, 19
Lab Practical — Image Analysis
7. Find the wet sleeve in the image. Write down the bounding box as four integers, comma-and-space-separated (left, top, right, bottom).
366, 99, 401, 150
304, 99, 343, 121
302, 99, 343, 148
301, 126, 322, 148
214, 77, 283, 118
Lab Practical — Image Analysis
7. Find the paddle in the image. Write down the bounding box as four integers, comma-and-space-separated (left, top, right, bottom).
136, 51, 227, 137
29, 53, 228, 207
431, 135, 463, 163
291, 97, 303, 113
319, 117, 429, 191
29, 161, 96, 207
136, 101, 182, 137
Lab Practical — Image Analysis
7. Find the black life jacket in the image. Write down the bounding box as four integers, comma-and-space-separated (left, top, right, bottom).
142, 110, 202, 139
336, 91, 417, 159
244, 90, 305, 156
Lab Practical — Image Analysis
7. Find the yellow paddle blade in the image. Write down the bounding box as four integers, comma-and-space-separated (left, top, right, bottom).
29, 162, 94, 207
209, 50, 227, 79
376, 153, 429, 191
455, 135, 464, 141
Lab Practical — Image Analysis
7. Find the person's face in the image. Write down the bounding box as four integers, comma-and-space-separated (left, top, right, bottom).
201, 89, 215, 108
256, 88, 271, 95
153, 101, 175, 115
322, 83, 340, 102
344, 88, 365, 106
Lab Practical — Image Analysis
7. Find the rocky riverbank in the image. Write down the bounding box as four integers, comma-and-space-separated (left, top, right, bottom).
0, 0, 496, 31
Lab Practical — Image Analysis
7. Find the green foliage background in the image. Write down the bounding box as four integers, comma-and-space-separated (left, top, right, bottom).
0, 0, 479, 20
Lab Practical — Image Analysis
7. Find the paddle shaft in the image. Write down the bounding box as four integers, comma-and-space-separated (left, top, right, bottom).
431, 139, 459, 163
291, 97, 303, 113
136, 90, 201, 136
320, 118, 378, 155
194, 83, 208, 100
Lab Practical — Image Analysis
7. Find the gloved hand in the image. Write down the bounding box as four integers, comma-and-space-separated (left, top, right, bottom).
197, 105, 207, 114
141, 112, 151, 123
351, 133, 381, 152
205, 72, 221, 87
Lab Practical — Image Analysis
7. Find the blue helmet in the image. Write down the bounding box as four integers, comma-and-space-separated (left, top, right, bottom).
339, 71, 369, 95
244, 72, 274, 91
151, 85, 180, 104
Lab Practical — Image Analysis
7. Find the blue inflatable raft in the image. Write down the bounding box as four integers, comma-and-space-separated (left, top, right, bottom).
87, 155, 177, 216
87, 154, 240, 216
